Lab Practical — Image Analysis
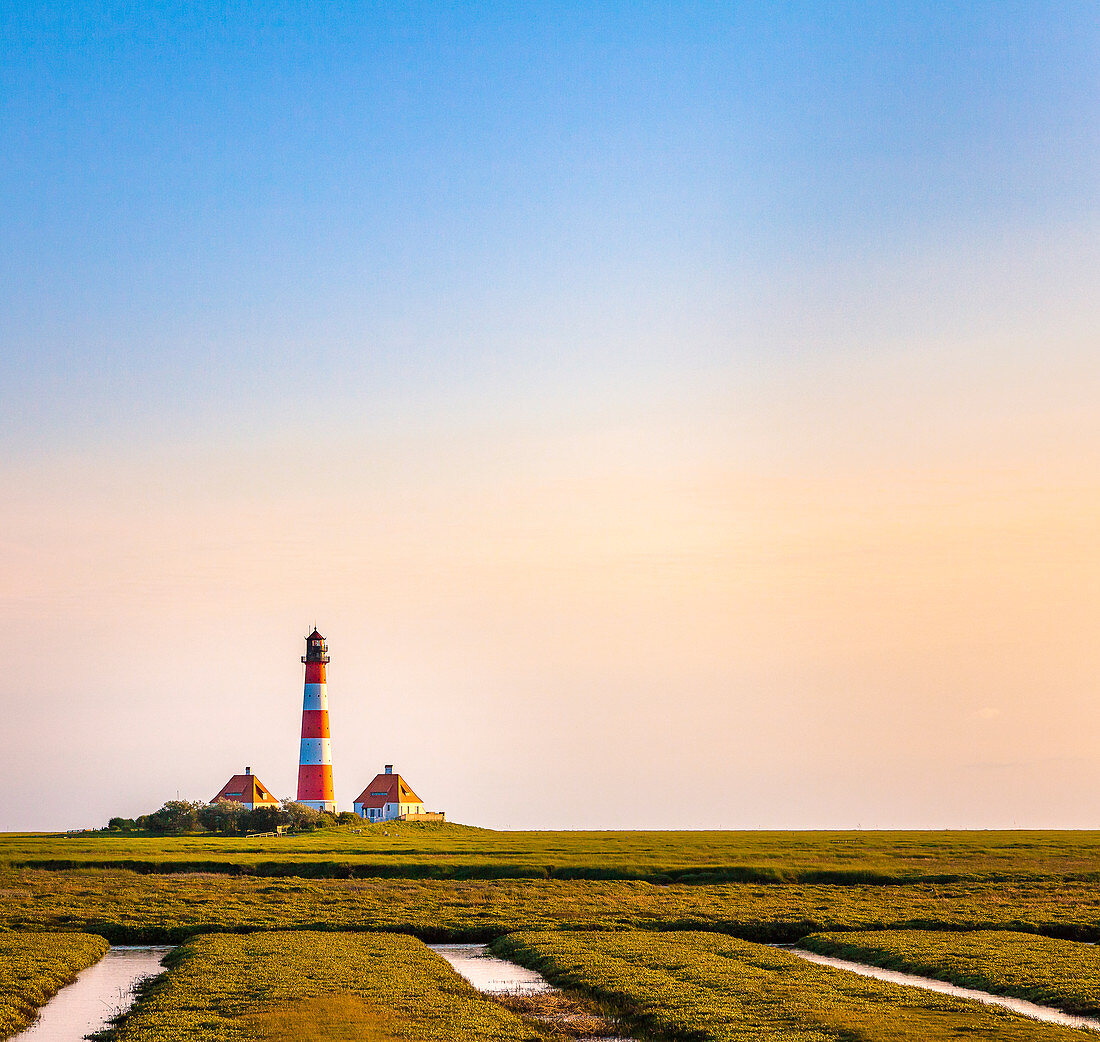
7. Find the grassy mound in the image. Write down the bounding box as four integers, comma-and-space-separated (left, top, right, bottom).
0, 930, 109, 1039
102, 931, 543, 1041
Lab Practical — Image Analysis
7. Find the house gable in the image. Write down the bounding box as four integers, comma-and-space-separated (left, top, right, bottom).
213, 771, 280, 808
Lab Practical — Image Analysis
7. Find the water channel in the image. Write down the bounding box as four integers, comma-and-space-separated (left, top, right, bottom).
19, 938, 1096, 1039
430, 942, 635, 1040
12, 945, 171, 1042
786, 946, 1100, 1033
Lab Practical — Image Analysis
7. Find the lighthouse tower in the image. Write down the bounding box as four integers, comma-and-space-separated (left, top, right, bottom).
297, 628, 337, 813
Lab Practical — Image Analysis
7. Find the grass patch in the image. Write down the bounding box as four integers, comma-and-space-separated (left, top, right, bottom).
4, 867, 1100, 944
803, 928, 1100, 1016
103, 931, 545, 1041
0, 930, 109, 1039
243, 995, 413, 1041
496, 992, 623, 1038
493, 929, 1091, 1041
8, 826, 1100, 883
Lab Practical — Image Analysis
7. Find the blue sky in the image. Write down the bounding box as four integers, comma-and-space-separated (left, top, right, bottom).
4, 2, 1094, 448
1, 3, 1098, 829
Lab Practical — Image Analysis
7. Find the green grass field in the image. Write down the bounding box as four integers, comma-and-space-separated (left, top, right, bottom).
6, 829, 1100, 1039
0, 930, 109, 1038
5, 824, 1100, 883
102, 931, 543, 1042
493, 929, 1088, 1041
3, 867, 1100, 943
802, 929, 1100, 1016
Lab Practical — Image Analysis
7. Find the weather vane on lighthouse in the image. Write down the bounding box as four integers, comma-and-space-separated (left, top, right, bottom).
297, 628, 337, 812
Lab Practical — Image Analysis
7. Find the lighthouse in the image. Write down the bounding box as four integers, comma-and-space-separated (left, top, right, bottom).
297, 628, 337, 812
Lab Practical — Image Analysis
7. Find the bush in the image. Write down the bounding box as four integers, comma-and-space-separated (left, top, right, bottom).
283, 802, 322, 831
245, 806, 287, 834
198, 801, 247, 835
134, 801, 204, 835
109, 798, 339, 837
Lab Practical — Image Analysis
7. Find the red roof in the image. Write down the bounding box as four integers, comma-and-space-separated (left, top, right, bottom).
353, 772, 423, 809
212, 772, 280, 807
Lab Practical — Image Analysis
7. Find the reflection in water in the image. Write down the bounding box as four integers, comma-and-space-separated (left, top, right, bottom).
429, 942, 554, 995
787, 946, 1100, 1033
13, 945, 171, 1041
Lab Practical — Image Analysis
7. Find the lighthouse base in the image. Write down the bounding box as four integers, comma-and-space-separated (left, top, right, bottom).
296, 800, 337, 813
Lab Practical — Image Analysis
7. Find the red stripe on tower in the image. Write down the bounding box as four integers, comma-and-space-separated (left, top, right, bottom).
296, 628, 336, 812
300, 710, 329, 739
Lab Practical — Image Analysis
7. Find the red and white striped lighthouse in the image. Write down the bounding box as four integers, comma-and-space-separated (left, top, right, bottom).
297, 628, 337, 812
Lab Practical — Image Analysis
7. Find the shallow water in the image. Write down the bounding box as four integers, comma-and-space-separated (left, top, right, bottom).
787, 946, 1100, 1033
12, 945, 172, 1041
429, 942, 555, 995
429, 943, 635, 1040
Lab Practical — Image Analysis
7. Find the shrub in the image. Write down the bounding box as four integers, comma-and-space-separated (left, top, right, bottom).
282, 802, 322, 831
244, 806, 287, 834
198, 802, 248, 835
135, 801, 204, 835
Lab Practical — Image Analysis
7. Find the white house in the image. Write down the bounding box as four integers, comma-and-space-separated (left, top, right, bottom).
353, 765, 427, 822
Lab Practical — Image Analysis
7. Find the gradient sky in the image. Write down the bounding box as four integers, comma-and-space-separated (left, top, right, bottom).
2, 2, 1098, 831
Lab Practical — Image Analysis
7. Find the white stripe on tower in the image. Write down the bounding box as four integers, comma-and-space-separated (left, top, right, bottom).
299, 738, 333, 765
302, 683, 327, 711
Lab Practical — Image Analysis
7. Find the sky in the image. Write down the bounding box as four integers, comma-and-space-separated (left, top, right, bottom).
1, 2, 1098, 831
